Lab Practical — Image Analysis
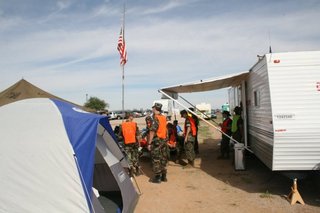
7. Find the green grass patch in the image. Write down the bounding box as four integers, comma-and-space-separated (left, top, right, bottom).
241, 176, 253, 184
260, 190, 273, 199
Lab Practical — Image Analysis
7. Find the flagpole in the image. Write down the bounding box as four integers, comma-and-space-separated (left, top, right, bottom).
121, 3, 126, 123
122, 64, 124, 122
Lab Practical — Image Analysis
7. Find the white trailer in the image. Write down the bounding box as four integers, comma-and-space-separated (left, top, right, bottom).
160, 51, 320, 172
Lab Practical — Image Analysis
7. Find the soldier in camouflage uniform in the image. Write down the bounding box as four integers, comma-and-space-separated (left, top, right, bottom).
189, 107, 200, 154
147, 103, 169, 183
180, 110, 196, 167
118, 114, 141, 175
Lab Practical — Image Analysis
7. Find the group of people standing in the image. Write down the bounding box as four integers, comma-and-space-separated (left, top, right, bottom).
218, 106, 244, 159
144, 104, 200, 183
117, 103, 244, 184
117, 103, 200, 184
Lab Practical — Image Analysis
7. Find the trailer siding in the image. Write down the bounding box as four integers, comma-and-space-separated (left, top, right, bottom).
246, 57, 274, 170
267, 51, 320, 170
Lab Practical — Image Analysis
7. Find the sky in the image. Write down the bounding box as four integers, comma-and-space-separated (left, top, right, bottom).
1, 0, 320, 111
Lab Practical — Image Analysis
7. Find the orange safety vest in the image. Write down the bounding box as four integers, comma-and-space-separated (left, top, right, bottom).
221, 117, 232, 134
155, 114, 167, 139
185, 116, 197, 137
121, 121, 137, 144
167, 133, 176, 147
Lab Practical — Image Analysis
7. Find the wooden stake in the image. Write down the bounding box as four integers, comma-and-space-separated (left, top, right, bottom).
287, 178, 305, 205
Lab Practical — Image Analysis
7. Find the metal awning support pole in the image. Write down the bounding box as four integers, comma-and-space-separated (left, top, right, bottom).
178, 95, 220, 126
173, 101, 177, 120
159, 89, 253, 153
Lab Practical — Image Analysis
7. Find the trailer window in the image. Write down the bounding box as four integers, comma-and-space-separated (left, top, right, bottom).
254, 91, 260, 107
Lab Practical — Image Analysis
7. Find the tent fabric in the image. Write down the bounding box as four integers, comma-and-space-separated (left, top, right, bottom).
99, 117, 119, 148
97, 123, 129, 169
94, 138, 139, 213
0, 98, 90, 212
0, 79, 90, 111
52, 99, 102, 209
0, 98, 138, 212
0, 79, 59, 107
161, 71, 249, 95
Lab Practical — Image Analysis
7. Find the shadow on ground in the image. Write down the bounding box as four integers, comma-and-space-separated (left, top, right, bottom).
198, 138, 320, 207
138, 155, 153, 179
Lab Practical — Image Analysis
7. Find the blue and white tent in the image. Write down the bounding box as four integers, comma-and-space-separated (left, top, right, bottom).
0, 98, 139, 213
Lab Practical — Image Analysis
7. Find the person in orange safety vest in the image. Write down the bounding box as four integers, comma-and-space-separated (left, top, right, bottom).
166, 122, 177, 149
180, 110, 196, 167
119, 113, 141, 176
147, 103, 169, 183
217, 111, 232, 159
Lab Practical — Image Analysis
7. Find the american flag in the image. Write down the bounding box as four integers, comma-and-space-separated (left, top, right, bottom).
117, 27, 127, 65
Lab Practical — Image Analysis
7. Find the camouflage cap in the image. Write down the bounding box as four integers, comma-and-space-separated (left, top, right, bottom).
234, 106, 242, 115
152, 102, 162, 111
180, 109, 187, 115
222, 110, 231, 116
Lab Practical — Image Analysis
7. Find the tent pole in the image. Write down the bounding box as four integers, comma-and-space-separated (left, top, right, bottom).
173, 101, 177, 120
130, 176, 142, 195
74, 155, 96, 213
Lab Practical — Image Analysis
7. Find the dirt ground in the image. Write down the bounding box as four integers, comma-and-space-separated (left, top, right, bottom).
110, 116, 320, 213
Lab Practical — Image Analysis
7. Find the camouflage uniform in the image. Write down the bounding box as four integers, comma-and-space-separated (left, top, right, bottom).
148, 115, 169, 176
118, 124, 140, 173
123, 143, 140, 169
188, 108, 199, 154
184, 117, 196, 163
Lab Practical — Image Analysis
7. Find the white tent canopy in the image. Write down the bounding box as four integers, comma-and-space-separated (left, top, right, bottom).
160, 71, 249, 96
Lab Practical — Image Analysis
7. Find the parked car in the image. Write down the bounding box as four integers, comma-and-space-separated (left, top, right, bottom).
107, 111, 117, 120
143, 110, 152, 116
113, 110, 130, 120
204, 111, 217, 120
132, 111, 143, 118
210, 112, 217, 119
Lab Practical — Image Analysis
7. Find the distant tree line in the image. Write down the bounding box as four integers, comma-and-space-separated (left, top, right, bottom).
84, 96, 109, 111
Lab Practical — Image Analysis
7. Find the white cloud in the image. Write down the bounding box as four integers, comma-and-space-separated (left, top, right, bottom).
56, 0, 73, 11
0, 16, 25, 31
140, 0, 193, 15
0, 28, 117, 67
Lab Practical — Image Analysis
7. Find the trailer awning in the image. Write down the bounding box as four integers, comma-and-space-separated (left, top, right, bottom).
160, 71, 249, 96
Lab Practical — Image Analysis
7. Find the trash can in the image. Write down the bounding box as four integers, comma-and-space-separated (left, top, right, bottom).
234, 143, 245, 170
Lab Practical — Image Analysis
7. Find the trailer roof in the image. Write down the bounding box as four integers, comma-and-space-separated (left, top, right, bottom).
160, 71, 249, 95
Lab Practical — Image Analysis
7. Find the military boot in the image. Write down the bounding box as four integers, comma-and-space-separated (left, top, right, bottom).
134, 166, 142, 176
175, 155, 181, 164
149, 174, 161, 184
161, 173, 167, 182
188, 160, 195, 167
129, 166, 135, 177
